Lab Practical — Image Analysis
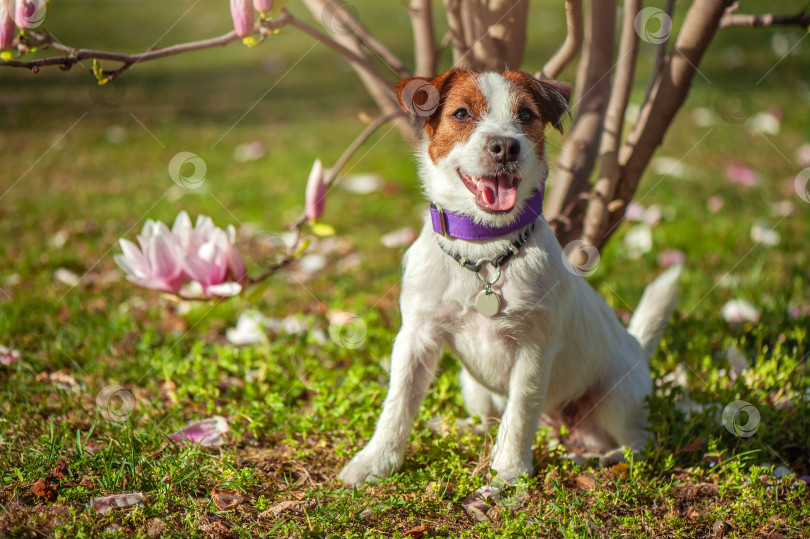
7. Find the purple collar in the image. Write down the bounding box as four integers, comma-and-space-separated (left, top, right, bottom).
429, 186, 544, 241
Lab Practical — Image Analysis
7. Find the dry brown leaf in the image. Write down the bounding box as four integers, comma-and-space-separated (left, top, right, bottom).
259, 499, 316, 519
32, 479, 57, 502
677, 437, 705, 455
404, 523, 428, 537
49, 460, 68, 479
211, 487, 244, 511
575, 475, 596, 491
464, 501, 492, 523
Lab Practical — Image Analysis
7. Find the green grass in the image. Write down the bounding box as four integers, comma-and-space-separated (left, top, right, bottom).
1, 0, 809, 537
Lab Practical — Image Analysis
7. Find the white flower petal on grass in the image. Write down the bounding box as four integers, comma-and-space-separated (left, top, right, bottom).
340, 173, 383, 195
722, 300, 761, 325
54, 268, 80, 287
796, 144, 810, 167
643, 205, 662, 227
226, 311, 271, 346
750, 221, 780, 247
725, 346, 749, 381
92, 492, 144, 514
168, 416, 229, 447
49, 229, 69, 249
1, 345, 21, 366
299, 253, 327, 274
770, 200, 794, 217
745, 111, 780, 136
691, 107, 716, 127
233, 140, 266, 163
624, 225, 652, 259
650, 156, 688, 179
381, 227, 418, 248
206, 282, 242, 297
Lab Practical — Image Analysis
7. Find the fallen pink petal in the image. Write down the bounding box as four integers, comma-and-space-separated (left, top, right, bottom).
168, 416, 229, 447
91, 492, 143, 514
657, 249, 685, 268
708, 194, 724, 213
624, 201, 645, 221
0, 345, 20, 366
381, 227, 418, 248
724, 164, 759, 186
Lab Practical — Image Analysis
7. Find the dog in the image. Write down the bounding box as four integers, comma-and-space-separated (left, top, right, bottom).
339, 68, 681, 486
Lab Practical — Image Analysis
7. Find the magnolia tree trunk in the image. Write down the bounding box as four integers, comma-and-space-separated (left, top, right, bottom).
3, 0, 801, 263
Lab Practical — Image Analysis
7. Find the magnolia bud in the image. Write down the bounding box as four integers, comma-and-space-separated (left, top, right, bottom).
253, 0, 272, 14
305, 159, 326, 221
1, 1, 15, 50
230, 0, 253, 38
14, 0, 46, 29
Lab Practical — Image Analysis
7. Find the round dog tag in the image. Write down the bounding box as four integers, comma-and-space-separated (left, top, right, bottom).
475, 290, 500, 317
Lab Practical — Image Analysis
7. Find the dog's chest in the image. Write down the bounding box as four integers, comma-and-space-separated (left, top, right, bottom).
436, 253, 554, 393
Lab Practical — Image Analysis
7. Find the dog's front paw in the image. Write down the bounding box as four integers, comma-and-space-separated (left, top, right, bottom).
339, 447, 403, 487
491, 456, 533, 485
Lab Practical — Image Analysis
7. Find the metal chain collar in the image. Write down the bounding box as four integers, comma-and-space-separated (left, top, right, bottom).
436, 221, 536, 286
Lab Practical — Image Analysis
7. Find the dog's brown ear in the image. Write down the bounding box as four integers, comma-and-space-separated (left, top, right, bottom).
529, 78, 573, 134
395, 69, 460, 137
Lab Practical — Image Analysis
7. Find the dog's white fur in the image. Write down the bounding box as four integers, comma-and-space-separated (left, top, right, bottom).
339, 71, 681, 486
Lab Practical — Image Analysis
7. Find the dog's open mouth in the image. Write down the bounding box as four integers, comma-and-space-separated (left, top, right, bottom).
457, 170, 521, 212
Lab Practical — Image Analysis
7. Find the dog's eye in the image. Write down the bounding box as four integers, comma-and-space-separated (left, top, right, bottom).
453, 108, 470, 121
517, 108, 535, 123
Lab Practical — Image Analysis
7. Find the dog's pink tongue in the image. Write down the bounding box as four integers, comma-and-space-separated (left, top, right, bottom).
477, 174, 517, 211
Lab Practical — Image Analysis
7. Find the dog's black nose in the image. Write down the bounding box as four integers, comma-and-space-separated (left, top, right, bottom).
486, 136, 520, 164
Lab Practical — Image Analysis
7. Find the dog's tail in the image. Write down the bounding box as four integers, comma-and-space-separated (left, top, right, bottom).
627, 264, 683, 358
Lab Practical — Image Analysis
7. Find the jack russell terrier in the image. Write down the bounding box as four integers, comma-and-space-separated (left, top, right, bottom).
340, 68, 681, 486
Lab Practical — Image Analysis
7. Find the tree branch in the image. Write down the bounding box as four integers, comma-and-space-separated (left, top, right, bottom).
299, 0, 410, 139
319, 0, 410, 78
581, 0, 641, 250
719, 8, 810, 29
598, 0, 735, 250
410, 0, 438, 77
537, 0, 583, 80
288, 110, 403, 230
546, 0, 616, 244
0, 13, 290, 79
443, 0, 469, 65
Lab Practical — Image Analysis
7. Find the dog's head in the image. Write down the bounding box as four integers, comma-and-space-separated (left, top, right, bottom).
396, 69, 571, 227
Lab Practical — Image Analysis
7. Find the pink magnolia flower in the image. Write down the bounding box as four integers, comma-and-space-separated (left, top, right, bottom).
173, 212, 246, 297
115, 212, 246, 298
305, 159, 326, 221
253, 0, 273, 14
230, 0, 254, 38
114, 219, 185, 294
0, 1, 14, 50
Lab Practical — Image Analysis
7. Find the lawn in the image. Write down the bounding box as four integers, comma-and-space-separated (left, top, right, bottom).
1, 0, 808, 537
